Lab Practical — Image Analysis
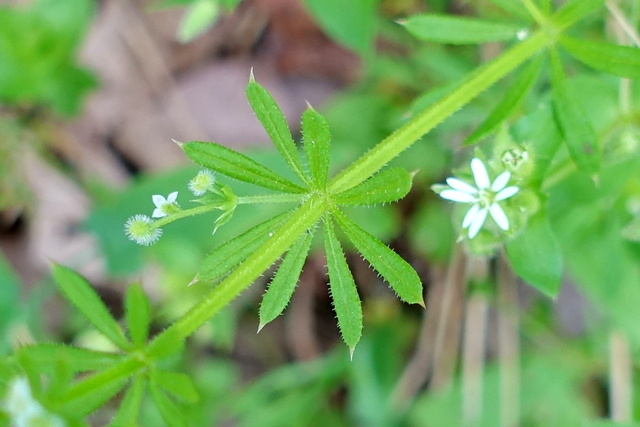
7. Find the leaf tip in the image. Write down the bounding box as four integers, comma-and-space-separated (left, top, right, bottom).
249, 67, 256, 82
349, 346, 356, 361
417, 298, 426, 308
395, 18, 407, 26
257, 322, 265, 333
188, 276, 199, 287
171, 138, 184, 148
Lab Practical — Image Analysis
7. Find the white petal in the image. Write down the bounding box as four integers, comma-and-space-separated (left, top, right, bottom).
462, 204, 481, 228
468, 208, 488, 238
152, 208, 166, 218
440, 190, 477, 203
489, 203, 510, 230
152, 194, 166, 208
491, 171, 511, 192
446, 178, 477, 194
167, 191, 179, 203
495, 186, 519, 201
471, 158, 490, 189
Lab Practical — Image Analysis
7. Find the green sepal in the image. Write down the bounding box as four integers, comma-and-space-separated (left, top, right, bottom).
401, 14, 526, 45
125, 283, 151, 347
152, 369, 199, 403
16, 344, 123, 374
246, 77, 308, 185
549, 49, 600, 175
194, 211, 290, 283
108, 375, 146, 427
51, 264, 131, 351
560, 35, 640, 79
333, 167, 412, 206
506, 210, 562, 297
183, 141, 306, 193
323, 216, 363, 354
301, 106, 331, 189
465, 57, 542, 145
333, 209, 424, 305
259, 231, 313, 328
150, 383, 188, 427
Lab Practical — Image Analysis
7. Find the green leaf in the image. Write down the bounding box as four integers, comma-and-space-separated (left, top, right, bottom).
108, 375, 146, 427
506, 211, 562, 297
323, 217, 362, 353
259, 232, 313, 328
549, 49, 600, 175
150, 383, 188, 427
17, 344, 123, 373
560, 36, 640, 79
177, 0, 219, 43
333, 210, 424, 305
125, 283, 151, 347
195, 211, 290, 282
465, 57, 541, 145
51, 264, 131, 351
551, 0, 605, 29
246, 78, 308, 185
152, 369, 199, 403
182, 141, 305, 193
333, 167, 412, 206
304, 0, 377, 55
487, 0, 534, 22
301, 106, 331, 189
401, 14, 526, 45
0, 253, 20, 354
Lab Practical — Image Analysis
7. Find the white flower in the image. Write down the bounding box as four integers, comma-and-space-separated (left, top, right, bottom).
437, 158, 519, 239
3, 377, 65, 427
152, 191, 179, 218
124, 214, 162, 246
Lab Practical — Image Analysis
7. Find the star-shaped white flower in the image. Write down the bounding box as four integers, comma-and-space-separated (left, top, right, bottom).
438, 158, 519, 239
152, 191, 179, 218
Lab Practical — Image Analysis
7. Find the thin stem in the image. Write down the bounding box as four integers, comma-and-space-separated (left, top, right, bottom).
329, 31, 550, 194
147, 196, 327, 351
152, 203, 219, 227
237, 193, 304, 205
609, 331, 632, 422
606, 0, 640, 47
520, 0, 550, 27
461, 256, 489, 427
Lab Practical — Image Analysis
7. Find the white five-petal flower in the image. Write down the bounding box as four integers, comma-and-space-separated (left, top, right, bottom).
152, 191, 179, 218
437, 158, 519, 239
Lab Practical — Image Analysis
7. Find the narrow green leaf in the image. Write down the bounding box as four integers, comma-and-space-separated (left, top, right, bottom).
177, 0, 219, 43
153, 369, 199, 403
549, 49, 600, 175
60, 358, 143, 416
333, 210, 424, 305
195, 211, 290, 282
52, 264, 131, 351
246, 78, 308, 185
323, 217, 362, 353
551, 0, 604, 30
301, 106, 331, 189
17, 344, 123, 373
487, 0, 533, 22
465, 57, 541, 145
259, 232, 313, 328
183, 141, 305, 193
401, 14, 526, 45
150, 383, 188, 427
125, 283, 151, 347
333, 167, 412, 206
560, 36, 640, 79
506, 211, 562, 297
108, 376, 146, 427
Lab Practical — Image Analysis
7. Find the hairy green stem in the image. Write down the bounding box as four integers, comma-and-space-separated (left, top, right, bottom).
328, 31, 549, 194
147, 196, 327, 352
237, 193, 304, 204
152, 204, 219, 227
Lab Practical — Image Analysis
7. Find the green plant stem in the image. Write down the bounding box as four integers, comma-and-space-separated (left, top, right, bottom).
237, 194, 304, 204
147, 195, 327, 353
328, 31, 550, 194
152, 204, 219, 227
